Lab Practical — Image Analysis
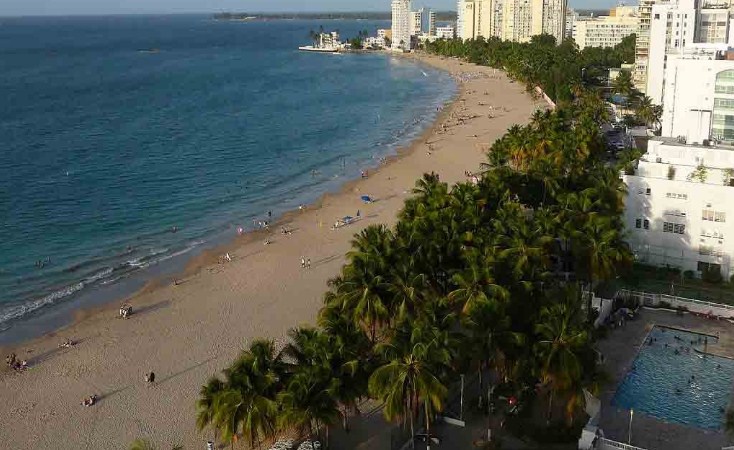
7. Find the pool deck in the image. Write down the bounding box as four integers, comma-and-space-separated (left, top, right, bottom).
596, 308, 734, 450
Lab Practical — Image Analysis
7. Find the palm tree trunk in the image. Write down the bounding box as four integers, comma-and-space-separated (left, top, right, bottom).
477, 363, 484, 409
547, 390, 554, 423
408, 398, 415, 449
425, 400, 432, 450
586, 275, 594, 322
342, 405, 349, 431
326, 425, 330, 449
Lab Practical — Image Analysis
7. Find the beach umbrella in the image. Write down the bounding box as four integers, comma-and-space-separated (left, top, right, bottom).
360, 195, 372, 203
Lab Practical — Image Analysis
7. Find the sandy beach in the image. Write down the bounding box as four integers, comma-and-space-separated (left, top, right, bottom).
0, 54, 542, 449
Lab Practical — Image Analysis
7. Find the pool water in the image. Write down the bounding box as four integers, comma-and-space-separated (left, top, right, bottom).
612, 326, 734, 430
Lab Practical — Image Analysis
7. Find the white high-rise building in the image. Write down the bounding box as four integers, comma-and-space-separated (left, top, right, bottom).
410, 10, 423, 36
644, 0, 734, 105
391, 0, 412, 50
566, 7, 579, 38
428, 9, 437, 35
457, 0, 464, 39
572, 6, 639, 49
539, 0, 567, 42
460, 0, 565, 43
633, 0, 657, 93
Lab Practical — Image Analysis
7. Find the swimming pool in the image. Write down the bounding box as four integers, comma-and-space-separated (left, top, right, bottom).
612, 325, 734, 430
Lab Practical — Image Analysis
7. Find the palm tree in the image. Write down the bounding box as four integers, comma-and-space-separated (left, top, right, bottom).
572, 216, 630, 320
198, 339, 284, 448
196, 377, 225, 440
449, 248, 508, 314
278, 369, 342, 444
534, 293, 589, 422
369, 329, 449, 449
463, 298, 523, 410
611, 71, 634, 97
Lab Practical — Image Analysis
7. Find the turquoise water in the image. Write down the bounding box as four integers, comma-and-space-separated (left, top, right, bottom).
0, 16, 456, 335
612, 326, 734, 430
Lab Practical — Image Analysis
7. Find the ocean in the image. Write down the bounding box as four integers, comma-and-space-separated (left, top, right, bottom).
0, 15, 456, 342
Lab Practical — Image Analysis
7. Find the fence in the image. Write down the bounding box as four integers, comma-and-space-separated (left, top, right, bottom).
595, 437, 648, 450
617, 289, 734, 319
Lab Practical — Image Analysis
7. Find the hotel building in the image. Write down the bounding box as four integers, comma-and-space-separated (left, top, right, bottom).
624, 47, 734, 278
458, 0, 566, 43
391, 0, 412, 50
572, 6, 639, 49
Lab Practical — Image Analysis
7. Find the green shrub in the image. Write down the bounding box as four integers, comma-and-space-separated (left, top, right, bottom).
702, 266, 723, 284
684, 270, 695, 280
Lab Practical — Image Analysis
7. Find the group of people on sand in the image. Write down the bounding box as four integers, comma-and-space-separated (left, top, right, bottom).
5, 353, 28, 372
58, 338, 76, 349
300, 257, 311, 270
81, 370, 155, 408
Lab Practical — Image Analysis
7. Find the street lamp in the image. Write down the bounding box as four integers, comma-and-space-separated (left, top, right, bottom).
628, 409, 634, 444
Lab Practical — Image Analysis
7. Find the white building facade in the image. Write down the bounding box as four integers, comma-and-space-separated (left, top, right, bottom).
623, 139, 734, 278
458, 0, 565, 43
624, 50, 734, 279
410, 10, 423, 36
392, 0, 412, 50
633, 0, 657, 92
572, 7, 639, 49
566, 7, 579, 38
436, 25, 456, 38
428, 9, 437, 35
457, 0, 465, 39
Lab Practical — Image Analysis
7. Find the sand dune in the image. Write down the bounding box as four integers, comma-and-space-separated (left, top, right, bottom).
0, 54, 542, 449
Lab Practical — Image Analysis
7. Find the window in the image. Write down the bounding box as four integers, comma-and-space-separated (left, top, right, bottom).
700, 245, 714, 255
663, 222, 685, 234
703, 210, 726, 222
666, 192, 688, 200
646, 187, 651, 195
635, 218, 642, 229
698, 261, 721, 272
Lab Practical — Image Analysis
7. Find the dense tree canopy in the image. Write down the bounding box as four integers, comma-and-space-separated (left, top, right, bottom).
425, 34, 636, 104
197, 36, 633, 448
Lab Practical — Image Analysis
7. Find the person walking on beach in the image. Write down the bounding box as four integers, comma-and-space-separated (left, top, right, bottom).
306, 258, 311, 270
300, 257, 306, 268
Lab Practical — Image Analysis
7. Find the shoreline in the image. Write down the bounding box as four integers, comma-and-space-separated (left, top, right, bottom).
0, 54, 542, 449
0, 54, 455, 347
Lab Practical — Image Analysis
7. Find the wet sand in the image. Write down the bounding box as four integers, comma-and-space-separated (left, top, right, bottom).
0, 54, 543, 449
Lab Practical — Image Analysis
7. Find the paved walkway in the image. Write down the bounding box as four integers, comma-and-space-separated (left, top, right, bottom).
596, 308, 734, 450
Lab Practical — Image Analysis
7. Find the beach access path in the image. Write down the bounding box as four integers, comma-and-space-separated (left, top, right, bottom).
0, 54, 543, 449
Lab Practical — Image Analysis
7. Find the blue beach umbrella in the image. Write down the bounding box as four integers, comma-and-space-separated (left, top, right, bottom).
360, 195, 372, 203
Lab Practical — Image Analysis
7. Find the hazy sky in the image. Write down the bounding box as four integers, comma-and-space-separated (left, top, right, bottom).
2, 0, 626, 17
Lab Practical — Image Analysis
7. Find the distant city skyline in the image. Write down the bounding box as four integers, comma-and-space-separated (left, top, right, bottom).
1, 0, 629, 18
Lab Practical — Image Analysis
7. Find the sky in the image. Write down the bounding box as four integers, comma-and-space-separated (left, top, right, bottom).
1, 0, 626, 18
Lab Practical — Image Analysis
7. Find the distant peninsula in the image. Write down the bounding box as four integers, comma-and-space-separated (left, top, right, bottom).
213, 11, 459, 21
